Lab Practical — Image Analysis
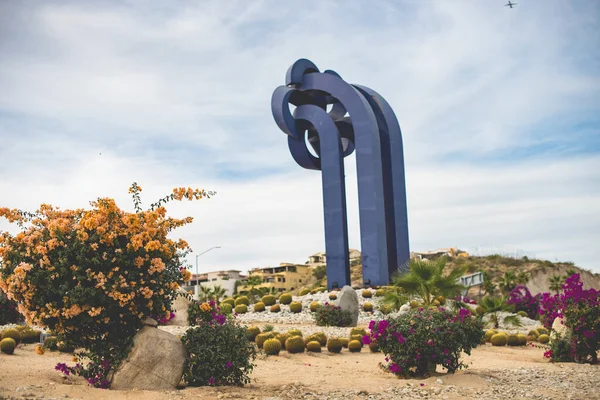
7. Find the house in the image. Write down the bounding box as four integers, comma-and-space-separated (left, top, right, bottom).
411, 247, 469, 261
185, 270, 246, 297
308, 249, 361, 264
240, 263, 313, 293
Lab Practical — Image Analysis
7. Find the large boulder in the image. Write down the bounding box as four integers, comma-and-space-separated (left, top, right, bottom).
111, 326, 187, 390
550, 316, 571, 342
335, 285, 359, 327
167, 289, 192, 326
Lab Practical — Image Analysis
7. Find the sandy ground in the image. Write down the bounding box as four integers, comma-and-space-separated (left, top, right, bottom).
1, 331, 599, 400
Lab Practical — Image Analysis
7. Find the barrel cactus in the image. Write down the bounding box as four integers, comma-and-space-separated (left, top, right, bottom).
300, 288, 310, 296
526, 334, 537, 342
350, 327, 367, 337
340, 338, 349, 348
279, 293, 293, 305
485, 329, 498, 342
289, 301, 302, 313
22, 329, 41, 344
1, 328, 21, 345
261, 295, 276, 306
435, 295, 446, 305
350, 334, 363, 343
536, 327, 548, 336
361, 289, 372, 298
222, 298, 235, 307
410, 300, 420, 308
276, 333, 290, 349
431, 299, 441, 307
0, 338, 16, 355
220, 303, 233, 314
527, 329, 539, 338
285, 336, 305, 353
306, 341, 321, 352
379, 304, 393, 315
255, 333, 275, 349
234, 296, 250, 306
507, 334, 520, 346
247, 326, 261, 341
363, 302, 373, 312
326, 337, 343, 353
375, 289, 385, 297
234, 304, 248, 314
310, 301, 320, 312
368, 341, 380, 352
348, 340, 362, 352
288, 329, 302, 337
475, 306, 486, 316
253, 302, 266, 312
491, 333, 508, 346
310, 289, 318, 295
517, 334, 527, 346
329, 293, 337, 300
270, 304, 281, 313
538, 334, 550, 344
263, 338, 282, 355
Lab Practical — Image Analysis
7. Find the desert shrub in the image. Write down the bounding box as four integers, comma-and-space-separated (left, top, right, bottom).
329, 293, 337, 300
310, 301, 320, 312
299, 288, 310, 296
362, 289, 372, 298
370, 308, 483, 377
350, 327, 367, 337
255, 333, 274, 349
253, 302, 266, 312
326, 338, 343, 353
288, 329, 302, 337
263, 338, 281, 355
348, 340, 362, 352
289, 301, 302, 313
1, 338, 16, 354
279, 294, 292, 305
0, 292, 22, 325
234, 296, 250, 307
491, 334, 507, 346
270, 304, 280, 313
1, 328, 21, 345
262, 324, 274, 332
313, 303, 352, 327
507, 334, 519, 346
44, 336, 58, 350
246, 326, 260, 341
363, 302, 373, 312
375, 289, 385, 297
182, 318, 256, 386
188, 301, 228, 325
306, 341, 321, 352
58, 341, 75, 353
0, 184, 207, 387
285, 336, 305, 353
538, 334, 550, 344
261, 295, 276, 306
340, 338, 349, 348
220, 303, 233, 315
545, 332, 574, 362
234, 305, 248, 314
221, 298, 235, 307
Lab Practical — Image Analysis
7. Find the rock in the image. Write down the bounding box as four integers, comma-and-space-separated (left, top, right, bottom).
399, 304, 410, 313
335, 286, 359, 327
142, 317, 158, 327
551, 316, 571, 342
167, 289, 192, 326
111, 326, 187, 390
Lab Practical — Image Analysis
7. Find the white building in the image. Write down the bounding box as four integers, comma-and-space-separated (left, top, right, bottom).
186, 270, 245, 298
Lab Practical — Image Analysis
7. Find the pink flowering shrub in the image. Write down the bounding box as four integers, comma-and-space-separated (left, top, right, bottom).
368, 307, 483, 377
506, 285, 540, 319
313, 302, 353, 327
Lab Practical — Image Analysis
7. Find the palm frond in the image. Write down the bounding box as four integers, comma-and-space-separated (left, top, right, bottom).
503, 315, 523, 328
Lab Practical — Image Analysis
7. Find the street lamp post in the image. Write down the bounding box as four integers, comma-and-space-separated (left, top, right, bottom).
194, 246, 221, 299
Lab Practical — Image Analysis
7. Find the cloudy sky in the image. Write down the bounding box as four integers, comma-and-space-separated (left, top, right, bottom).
1, 0, 599, 275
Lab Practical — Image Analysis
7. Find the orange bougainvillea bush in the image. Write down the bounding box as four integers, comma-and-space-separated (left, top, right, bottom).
0, 183, 214, 387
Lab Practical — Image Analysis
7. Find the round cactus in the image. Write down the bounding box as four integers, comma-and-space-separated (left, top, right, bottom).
348, 340, 362, 352
517, 311, 528, 318
220, 303, 233, 315
306, 332, 327, 346
329, 293, 337, 300
507, 334, 520, 346
234, 304, 248, 314
538, 334, 550, 344
527, 329, 540, 338
22, 329, 41, 344
261, 295, 276, 306
289, 301, 302, 313
44, 336, 58, 351
263, 338, 282, 355
517, 334, 527, 346
340, 338, 349, 348
222, 298, 235, 307
1, 338, 16, 355
306, 341, 321, 352
310, 289, 318, 295
526, 334, 537, 342
285, 336, 305, 353
491, 333, 508, 346
361, 289, 372, 298
247, 326, 261, 341
431, 299, 441, 307
379, 304, 393, 315
234, 296, 250, 306
288, 329, 302, 337
363, 302, 373, 312
1, 328, 21, 345
350, 334, 363, 343
299, 288, 310, 296
276, 333, 290, 349
253, 302, 266, 312
475, 306, 486, 316
350, 327, 367, 337
485, 329, 498, 341
279, 293, 293, 305
435, 295, 446, 305
375, 289, 386, 297
326, 337, 343, 353
270, 304, 281, 313
310, 301, 320, 312
369, 341, 380, 352
410, 300, 420, 308
255, 333, 274, 349
536, 327, 548, 336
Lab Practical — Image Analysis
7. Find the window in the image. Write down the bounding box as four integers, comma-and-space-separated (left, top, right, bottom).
212, 278, 217, 281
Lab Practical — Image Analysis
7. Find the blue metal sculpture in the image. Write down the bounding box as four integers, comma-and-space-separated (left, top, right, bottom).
271, 59, 410, 288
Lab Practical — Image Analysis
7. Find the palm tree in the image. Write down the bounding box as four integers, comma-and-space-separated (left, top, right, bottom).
498, 271, 516, 294
199, 285, 213, 302
211, 285, 227, 304
515, 271, 530, 285
391, 258, 466, 305
564, 268, 577, 279
479, 295, 520, 329
382, 287, 408, 311
482, 271, 496, 295
549, 275, 565, 294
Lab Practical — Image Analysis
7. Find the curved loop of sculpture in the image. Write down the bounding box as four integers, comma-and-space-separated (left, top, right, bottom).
271, 59, 410, 288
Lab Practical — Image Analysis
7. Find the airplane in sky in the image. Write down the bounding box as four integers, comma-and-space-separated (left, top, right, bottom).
505, 1, 517, 8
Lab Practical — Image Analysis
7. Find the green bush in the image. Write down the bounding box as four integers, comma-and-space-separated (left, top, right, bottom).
289, 302, 302, 313
326, 338, 343, 353
263, 338, 282, 355
261, 295, 276, 306
234, 296, 250, 306
44, 336, 58, 350
329, 293, 337, 300
310, 301, 320, 312
1, 338, 16, 355
1, 328, 21, 345
285, 336, 305, 353
221, 298, 235, 307
362, 290, 372, 298
538, 334, 550, 344
279, 294, 293, 305
181, 321, 256, 386
363, 302, 373, 312
348, 340, 362, 352
270, 304, 280, 313
491, 333, 508, 346
299, 289, 310, 296
246, 326, 261, 341
255, 333, 274, 349
313, 304, 353, 327
58, 341, 75, 353
306, 341, 321, 352
253, 302, 266, 312
0, 292, 22, 325
235, 305, 248, 314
